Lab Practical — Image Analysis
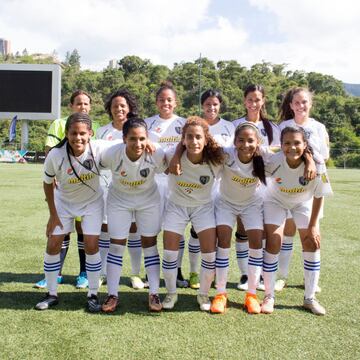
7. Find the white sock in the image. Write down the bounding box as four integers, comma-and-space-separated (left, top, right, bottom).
303, 251, 321, 300
188, 235, 200, 273
177, 237, 185, 268
278, 236, 294, 279
199, 252, 216, 296
128, 232, 142, 275
162, 249, 178, 294
263, 251, 279, 298
144, 245, 160, 295
215, 247, 230, 294
99, 235, 110, 276
106, 243, 126, 297
85, 252, 101, 297
248, 248, 263, 295
236, 240, 248, 276
44, 253, 61, 296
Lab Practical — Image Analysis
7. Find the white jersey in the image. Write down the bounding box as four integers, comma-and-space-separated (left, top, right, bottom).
100, 143, 167, 207
43, 140, 109, 204
95, 122, 124, 186
232, 117, 281, 149
208, 118, 235, 147
279, 118, 329, 162
145, 114, 186, 151
219, 146, 262, 205
166, 150, 221, 207
264, 152, 333, 208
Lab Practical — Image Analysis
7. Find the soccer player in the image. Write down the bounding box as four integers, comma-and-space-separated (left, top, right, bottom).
162, 117, 225, 311
100, 118, 167, 312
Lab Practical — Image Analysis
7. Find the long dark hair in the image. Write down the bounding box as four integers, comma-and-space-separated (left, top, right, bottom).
55, 113, 100, 191
243, 84, 274, 145
234, 122, 266, 185
279, 87, 313, 122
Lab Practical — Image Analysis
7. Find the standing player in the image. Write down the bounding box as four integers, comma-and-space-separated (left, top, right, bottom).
145, 81, 187, 287
35, 113, 109, 312
162, 117, 225, 311
34, 90, 98, 290
100, 118, 167, 312
95, 89, 144, 289
261, 127, 332, 315
232, 84, 280, 291
275, 87, 330, 292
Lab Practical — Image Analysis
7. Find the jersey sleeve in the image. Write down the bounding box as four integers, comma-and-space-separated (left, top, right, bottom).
318, 123, 330, 161
43, 152, 57, 184
313, 168, 333, 198
45, 119, 65, 148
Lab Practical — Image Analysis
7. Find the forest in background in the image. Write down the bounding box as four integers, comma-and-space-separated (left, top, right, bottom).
1, 50, 360, 167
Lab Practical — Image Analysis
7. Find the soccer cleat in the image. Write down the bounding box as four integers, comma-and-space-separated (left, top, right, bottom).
261, 295, 275, 314
76, 272, 88, 289
176, 268, 189, 288
275, 279, 287, 292
102, 295, 119, 313
99, 275, 107, 287
237, 274, 248, 291
210, 293, 227, 314
130, 275, 145, 290
87, 294, 101, 313
35, 293, 59, 310
149, 294, 162, 312
257, 275, 265, 291
303, 298, 326, 316
197, 294, 211, 311
162, 293, 178, 310
34, 276, 63, 289
189, 272, 200, 289
244, 293, 261, 314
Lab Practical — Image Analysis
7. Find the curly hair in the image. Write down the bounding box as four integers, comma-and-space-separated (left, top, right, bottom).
104, 89, 138, 120
181, 116, 225, 166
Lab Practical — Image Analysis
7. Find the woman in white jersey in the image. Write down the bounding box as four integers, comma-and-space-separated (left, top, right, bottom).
145, 81, 187, 287
170, 89, 235, 290
275, 87, 330, 292
162, 117, 225, 311
96, 89, 145, 290
261, 127, 332, 315
35, 113, 110, 312
232, 84, 281, 292
100, 118, 167, 313
211, 122, 267, 314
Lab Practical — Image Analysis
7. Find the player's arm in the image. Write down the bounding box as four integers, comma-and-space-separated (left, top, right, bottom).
43, 181, 63, 237
168, 142, 185, 175
303, 150, 316, 181
304, 196, 323, 249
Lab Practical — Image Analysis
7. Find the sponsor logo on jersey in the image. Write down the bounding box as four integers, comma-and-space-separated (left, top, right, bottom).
200, 176, 210, 185
279, 186, 305, 194
177, 181, 202, 190
140, 168, 150, 178
107, 135, 113, 141
83, 159, 94, 170
231, 175, 257, 186
155, 126, 162, 133
119, 179, 146, 187
299, 176, 309, 186
120, 170, 127, 177
159, 136, 181, 143
275, 177, 282, 184
67, 167, 74, 175
68, 173, 95, 184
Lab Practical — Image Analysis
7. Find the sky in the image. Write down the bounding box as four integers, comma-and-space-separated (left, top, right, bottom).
0, 0, 359, 83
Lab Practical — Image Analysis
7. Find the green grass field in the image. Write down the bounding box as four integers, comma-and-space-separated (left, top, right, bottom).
0, 164, 359, 360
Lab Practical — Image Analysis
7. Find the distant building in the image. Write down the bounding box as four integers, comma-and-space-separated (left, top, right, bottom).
0, 38, 11, 56
108, 59, 119, 69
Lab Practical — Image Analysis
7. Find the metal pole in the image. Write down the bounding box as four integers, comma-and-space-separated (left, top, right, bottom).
198, 53, 202, 114
21, 119, 29, 150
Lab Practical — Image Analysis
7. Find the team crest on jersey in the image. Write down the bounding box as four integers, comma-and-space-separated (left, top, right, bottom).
275, 177, 282, 184
140, 168, 150, 178
200, 176, 210, 185
175, 127, 182, 135
120, 170, 127, 177
67, 167, 74, 175
299, 176, 309, 186
221, 133, 229, 141
304, 129, 312, 140
261, 128, 267, 137
83, 159, 94, 170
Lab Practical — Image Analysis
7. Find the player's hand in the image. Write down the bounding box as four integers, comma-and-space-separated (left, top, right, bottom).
168, 155, 182, 175
304, 226, 321, 249
145, 140, 156, 154
46, 214, 63, 238
303, 155, 316, 180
